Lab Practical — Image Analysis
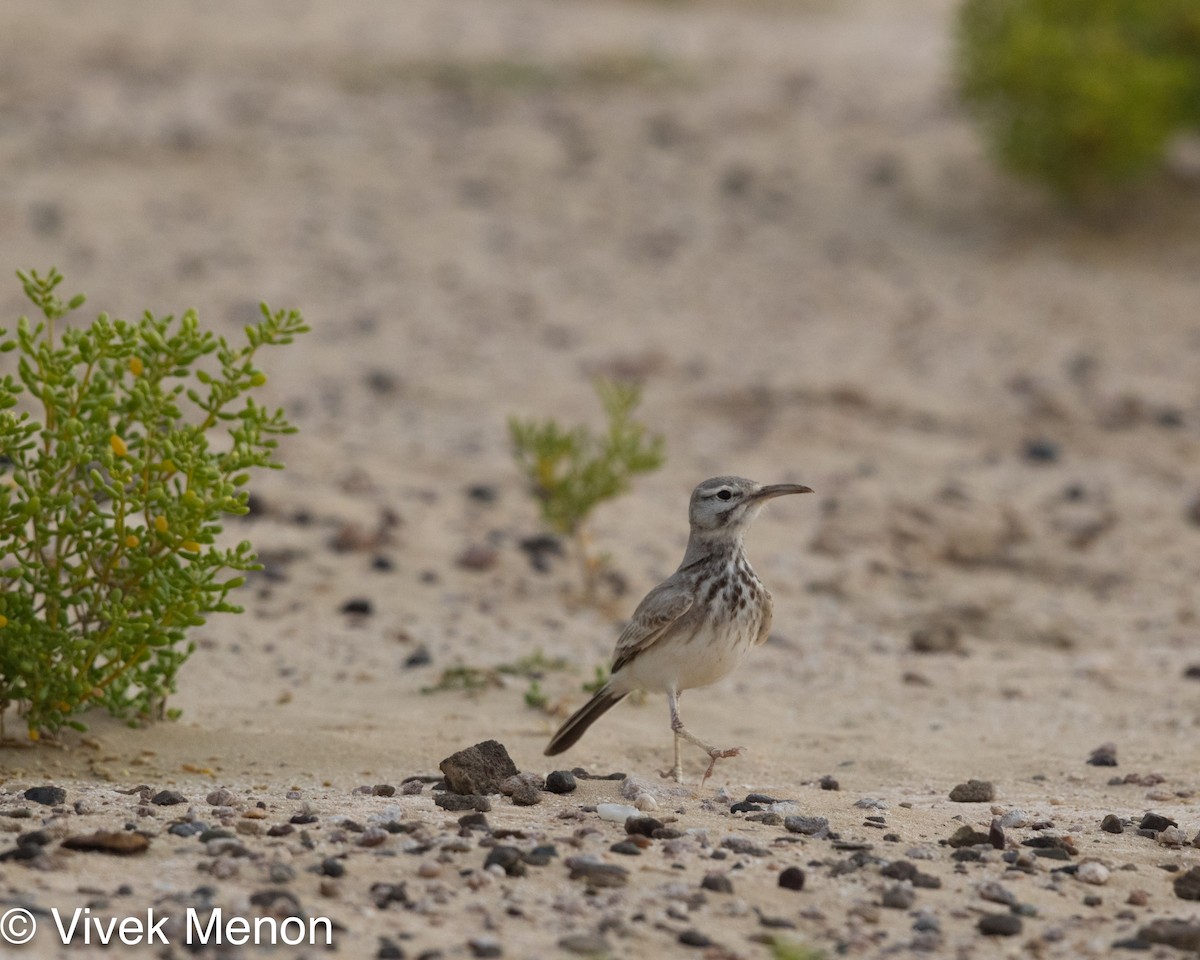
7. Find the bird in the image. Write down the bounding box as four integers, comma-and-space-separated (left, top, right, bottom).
545, 475, 812, 783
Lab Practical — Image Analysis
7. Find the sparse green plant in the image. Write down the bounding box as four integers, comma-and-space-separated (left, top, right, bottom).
582, 663, 609, 694
0, 269, 307, 738
956, 0, 1200, 197
768, 938, 824, 960
509, 378, 664, 596
523, 678, 549, 711
421, 651, 570, 702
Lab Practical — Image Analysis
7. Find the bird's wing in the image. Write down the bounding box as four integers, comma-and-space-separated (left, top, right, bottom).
610, 580, 695, 675
754, 588, 774, 646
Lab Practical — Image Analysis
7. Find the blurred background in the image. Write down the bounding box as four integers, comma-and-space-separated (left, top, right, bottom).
2, 0, 1199, 767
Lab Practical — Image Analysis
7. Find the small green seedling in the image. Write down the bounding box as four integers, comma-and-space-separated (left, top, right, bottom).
0, 269, 307, 738
509, 378, 664, 596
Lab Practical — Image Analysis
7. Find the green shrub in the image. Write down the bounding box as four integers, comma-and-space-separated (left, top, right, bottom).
0, 269, 307, 738
956, 0, 1200, 196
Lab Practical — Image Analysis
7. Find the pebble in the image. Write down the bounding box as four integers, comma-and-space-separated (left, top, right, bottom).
559, 934, 610, 955
978, 913, 1022, 936
358, 827, 389, 847
678, 930, 712, 948
483, 846, 526, 877
434, 794, 491, 813
784, 815, 829, 836
949, 780, 995, 803
977, 881, 1018, 906
544, 770, 577, 794
468, 934, 503, 957
610, 840, 642, 856
1076, 861, 1110, 885
510, 783, 543, 807
401, 779, 425, 795
25, 786, 67, 806
596, 803, 641, 823
818, 775, 840, 791
701, 872, 733, 894
1138, 812, 1177, 833
168, 822, 207, 838
456, 545, 498, 571
1087, 742, 1118, 766
340, 597, 374, 615
947, 825, 991, 848
881, 882, 915, 909
565, 858, 629, 888
1139, 920, 1200, 951
206, 788, 238, 807
1157, 826, 1189, 847
778, 867, 806, 891
625, 816, 665, 837
62, 831, 150, 855
999, 809, 1030, 829
634, 794, 658, 812
1174, 866, 1200, 901
151, 790, 187, 806
439, 740, 519, 795
1100, 814, 1124, 834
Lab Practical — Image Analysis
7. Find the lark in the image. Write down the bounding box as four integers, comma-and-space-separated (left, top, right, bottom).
545, 476, 812, 782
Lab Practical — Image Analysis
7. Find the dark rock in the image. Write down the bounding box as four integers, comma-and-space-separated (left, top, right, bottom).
266, 824, 295, 837
989, 819, 1005, 849
206, 788, 237, 806
882, 860, 916, 881
1087, 743, 1118, 767
151, 790, 187, 806
544, 770, 577, 794
778, 867, 806, 891
376, 936, 406, 959
978, 913, 1023, 937
484, 846, 526, 877
625, 816, 665, 837
818, 775, 840, 791
466, 484, 498, 503
947, 825, 991, 848
610, 840, 642, 856
290, 813, 319, 824
372, 784, 397, 797
370, 882, 412, 909
510, 783, 542, 807
1139, 919, 1200, 951
1184, 663, 1200, 679
1139, 812, 1178, 833
24, 786, 66, 806
340, 597, 373, 615
1101, 814, 1124, 834
517, 535, 564, 573
949, 780, 994, 802
1022, 439, 1060, 463
318, 857, 345, 878
914, 872, 942, 889
468, 935, 502, 958
784, 815, 829, 836
372, 555, 395, 572
570, 768, 626, 781
168, 822, 207, 838
910, 622, 961, 654
565, 858, 628, 888
403, 645, 432, 668
523, 844, 557, 866
678, 930, 712, 948
434, 794, 492, 813
1174, 866, 1200, 901
701, 873, 734, 894
439, 740, 519, 795
457, 813, 491, 832
951, 848, 982, 862
730, 801, 763, 814
744, 793, 781, 804
62, 831, 149, 855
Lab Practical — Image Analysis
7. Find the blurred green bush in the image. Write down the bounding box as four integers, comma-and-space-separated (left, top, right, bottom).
956, 0, 1200, 196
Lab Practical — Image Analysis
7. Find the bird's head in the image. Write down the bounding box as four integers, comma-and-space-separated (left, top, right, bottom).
687, 475, 813, 535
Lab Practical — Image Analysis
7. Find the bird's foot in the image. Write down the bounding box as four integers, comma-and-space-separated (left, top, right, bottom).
660, 763, 685, 783
699, 745, 744, 789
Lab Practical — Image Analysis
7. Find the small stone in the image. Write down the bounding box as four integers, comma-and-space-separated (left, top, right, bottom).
949, 780, 994, 803
558, 934, 610, 955
517, 534, 564, 572
456, 545, 498, 571
376, 936, 405, 959
340, 597, 373, 615
268, 863, 296, 883
401, 779, 425, 795
1022, 439, 1060, 463
634, 794, 658, 812
439, 740, 519, 795
403, 646, 432, 669
468, 935, 503, 958
818, 775, 840, 791
1139, 919, 1200, 952
701, 873, 733, 894
544, 770, 577, 794
625, 816, 665, 837
1126, 889, 1149, 906
1101, 814, 1124, 834
1184, 663, 1200, 679
1087, 742, 1118, 767
62, 831, 150, 855
483, 846, 526, 877
1138, 812, 1177, 833
610, 840, 642, 856
372, 784, 397, 797
988, 819, 1005, 850
910, 622, 961, 654
168, 821, 207, 838
417, 861, 441, 878
882, 882, 915, 909
784, 815, 829, 836
510, 783, 543, 807
206, 788, 237, 807
358, 827, 389, 848
596, 803, 641, 823
978, 913, 1022, 937
978, 881, 1018, 906
565, 858, 629, 888
947, 825, 991, 848
151, 790, 187, 806
678, 930, 712, 948
999, 809, 1030, 829
1076, 861, 1110, 885
24, 786, 66, 806
778, 866, 806, 891
1173, 866, 1200, 900
458, 813, 491, 832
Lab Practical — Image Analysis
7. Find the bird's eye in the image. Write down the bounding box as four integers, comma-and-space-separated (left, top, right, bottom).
716, 489, 733, 501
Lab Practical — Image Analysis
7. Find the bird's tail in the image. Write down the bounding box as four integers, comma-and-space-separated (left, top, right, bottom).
544, 685, 627, 756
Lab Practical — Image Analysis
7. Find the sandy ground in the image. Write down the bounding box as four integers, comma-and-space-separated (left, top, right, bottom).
3, 0, 1200, 957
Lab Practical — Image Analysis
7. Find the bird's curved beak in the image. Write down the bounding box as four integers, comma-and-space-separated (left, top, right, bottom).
750, 483, 813, 502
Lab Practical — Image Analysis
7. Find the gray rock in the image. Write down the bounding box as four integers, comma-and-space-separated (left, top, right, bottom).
1139, 919, 1200, 951
439, 740, 519, 795
949, 780, 994, 803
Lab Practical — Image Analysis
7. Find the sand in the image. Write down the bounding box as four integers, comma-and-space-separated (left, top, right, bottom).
2, 0, 1200, 957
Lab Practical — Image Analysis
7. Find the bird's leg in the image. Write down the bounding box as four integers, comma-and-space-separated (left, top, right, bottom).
664, 689, 743, 785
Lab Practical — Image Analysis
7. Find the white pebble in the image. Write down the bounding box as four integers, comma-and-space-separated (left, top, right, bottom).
596, 803, 641, 823
854, 797, 888, 810
635, 794, 658, 812
999, 809, 1030, 829
1157, 826, 1189, 847
1076, 861, 1110, 885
